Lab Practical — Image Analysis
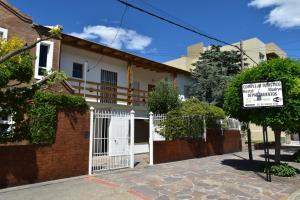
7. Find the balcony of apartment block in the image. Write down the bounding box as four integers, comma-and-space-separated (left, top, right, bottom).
266, 43, 287, 60
68, 78, 148, 107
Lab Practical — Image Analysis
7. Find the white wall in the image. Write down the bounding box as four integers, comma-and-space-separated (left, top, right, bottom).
60, 44, 128, 88
60, 44, 192, 102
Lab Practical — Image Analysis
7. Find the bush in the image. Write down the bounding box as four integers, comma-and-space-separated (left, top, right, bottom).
269, 163, 297, 177
28, 92, 89, 144
292, 150, 300, 163
161, 98, 226, 140
29, 103, 56, 144
147, 80, 181, 114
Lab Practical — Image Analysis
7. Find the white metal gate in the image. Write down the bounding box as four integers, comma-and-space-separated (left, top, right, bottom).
89, 108, 134, 174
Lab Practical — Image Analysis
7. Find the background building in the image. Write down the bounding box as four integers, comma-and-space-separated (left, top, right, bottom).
165, 37, 287, 72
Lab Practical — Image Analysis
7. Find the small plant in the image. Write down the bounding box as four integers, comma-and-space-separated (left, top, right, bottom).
292, 150, 300, 163
267, 163, 297, 177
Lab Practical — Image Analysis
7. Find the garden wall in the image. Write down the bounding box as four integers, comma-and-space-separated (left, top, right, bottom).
153, 129, 242, 164
0, 110, 90, 188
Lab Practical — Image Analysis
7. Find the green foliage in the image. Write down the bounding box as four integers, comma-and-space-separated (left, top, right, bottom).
0, 37, 33, 87
269, 163, 297, 177
48, 25, 63, 39
29, 103, 56, 144
147, 80, 181, 114
224, 58, 300, 132
190, 46, 244, 107
33, 92, 89, 110
161, 98, 226, 140
292, 150, 300, 163
181, 98, 225, 119
28, 92, 88, 144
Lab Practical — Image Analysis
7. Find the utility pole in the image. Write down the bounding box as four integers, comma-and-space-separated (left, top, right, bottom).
240, 40, 253, 161
240, 40, 244, 70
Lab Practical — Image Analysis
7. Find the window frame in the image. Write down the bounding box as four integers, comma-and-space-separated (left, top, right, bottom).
72, 62, 84, 79
0, 27, 8, 40
34, 40, 54, 79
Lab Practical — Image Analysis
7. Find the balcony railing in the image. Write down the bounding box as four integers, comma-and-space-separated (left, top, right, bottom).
68, 78, 148, 106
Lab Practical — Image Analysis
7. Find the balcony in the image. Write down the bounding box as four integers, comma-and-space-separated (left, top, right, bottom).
68, 78, 148, 106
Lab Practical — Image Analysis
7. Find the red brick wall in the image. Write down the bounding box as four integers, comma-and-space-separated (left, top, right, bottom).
154, 130, 242, 164
0, 3, 61, 71
0, 110, 90, 188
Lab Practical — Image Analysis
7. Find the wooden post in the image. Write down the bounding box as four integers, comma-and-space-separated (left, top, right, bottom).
127, 62, 133, 105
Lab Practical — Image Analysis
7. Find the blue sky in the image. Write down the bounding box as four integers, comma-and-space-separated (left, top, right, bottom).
9, 0, 300, 62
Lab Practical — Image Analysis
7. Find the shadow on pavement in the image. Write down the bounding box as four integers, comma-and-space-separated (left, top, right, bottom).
221, 158, 268, 180
259, 154, 293, 162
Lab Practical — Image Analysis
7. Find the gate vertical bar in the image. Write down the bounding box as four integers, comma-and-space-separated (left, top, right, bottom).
88, 107, 95, 175
130, 110, 135, 168
149, 112, 154, 166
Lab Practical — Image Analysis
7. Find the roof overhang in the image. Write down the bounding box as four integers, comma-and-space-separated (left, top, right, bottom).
62, 33, 190, 75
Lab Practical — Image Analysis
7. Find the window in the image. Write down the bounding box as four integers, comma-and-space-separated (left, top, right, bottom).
259, 52, 265, 62
0, 27, 8, 40
184, 85, 191, 99
72, 63, 83, 78
100, 69, 118, 104
35, 40, 54, 79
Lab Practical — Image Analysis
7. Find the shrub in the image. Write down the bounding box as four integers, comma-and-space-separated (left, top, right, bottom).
29, 103, 56, 144
147, 80, 181, 114
28, 92, 89, 144
161, 98, 226, 140
292, 150, 300, 163
269, 163, 297, 177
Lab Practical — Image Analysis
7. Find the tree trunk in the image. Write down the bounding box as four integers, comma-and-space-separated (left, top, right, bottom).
274, 130, 281, 164
298, 133, 300, 142
246, 123, 253, 161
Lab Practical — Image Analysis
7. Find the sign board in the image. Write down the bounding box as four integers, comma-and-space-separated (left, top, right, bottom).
242, 81, 283, 108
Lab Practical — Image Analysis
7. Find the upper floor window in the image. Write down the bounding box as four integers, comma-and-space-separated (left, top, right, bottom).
35, 40, 54, 79
100, 69, 118, 104
0, 27, 8, 40
72, 63, 83, 79
259, 52, 265, 62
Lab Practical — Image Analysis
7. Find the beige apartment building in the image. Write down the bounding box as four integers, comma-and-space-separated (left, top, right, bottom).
165, 38, 288, 143
165, 37, 287, 72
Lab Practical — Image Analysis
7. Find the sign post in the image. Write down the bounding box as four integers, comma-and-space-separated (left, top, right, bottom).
242, 81, 284, 182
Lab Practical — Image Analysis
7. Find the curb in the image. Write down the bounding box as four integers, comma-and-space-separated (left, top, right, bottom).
0, 175, 88, 193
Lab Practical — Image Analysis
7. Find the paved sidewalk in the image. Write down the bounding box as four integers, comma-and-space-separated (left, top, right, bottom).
0, 176, 143, 200
0, 150, 299, 200
99, 150, 300, 200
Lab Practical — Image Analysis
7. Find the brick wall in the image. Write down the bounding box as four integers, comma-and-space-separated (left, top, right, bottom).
153, 129, 242, 164
0, 110, 90, 188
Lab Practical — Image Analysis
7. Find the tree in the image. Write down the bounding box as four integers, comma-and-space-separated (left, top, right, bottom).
224, 58, 300, 163
190, 45, 245, 107
147, 80, 181, 114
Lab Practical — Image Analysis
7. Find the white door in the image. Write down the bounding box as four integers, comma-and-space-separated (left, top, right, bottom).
108, 115, 130, 156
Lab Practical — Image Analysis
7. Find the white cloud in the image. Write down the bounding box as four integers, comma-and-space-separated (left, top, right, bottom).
249, 0, 300, 28
70, 25, 152, 51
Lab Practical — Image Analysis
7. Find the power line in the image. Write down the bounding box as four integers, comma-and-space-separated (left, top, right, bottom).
117, 0, 259, 65
87, 2, 128, 71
